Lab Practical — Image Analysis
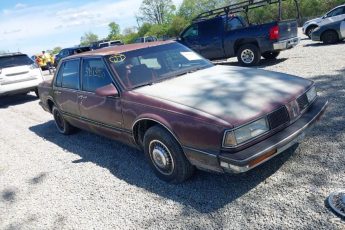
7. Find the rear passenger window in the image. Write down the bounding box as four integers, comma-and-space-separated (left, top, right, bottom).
59, 59, 80, 89
82, 58, 113, 92
226, 18, 244, 31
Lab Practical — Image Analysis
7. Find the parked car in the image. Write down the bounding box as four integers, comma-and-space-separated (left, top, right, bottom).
37, 41, 328, 183
311, 18, 345, 44
134, 36, 158, 43
302, 4, 345, 38
98, 40, 124, 49
54, 47, 91, 67
179, 1, 300, 66
0, 52, 44, 97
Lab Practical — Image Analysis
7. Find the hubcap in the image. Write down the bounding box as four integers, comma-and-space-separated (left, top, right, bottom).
149, 140, 174, 175
241, 49, 255, 64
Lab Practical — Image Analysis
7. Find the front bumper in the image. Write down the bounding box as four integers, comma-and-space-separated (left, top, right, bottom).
184, 99, 328, 173
273, 37, 300, 50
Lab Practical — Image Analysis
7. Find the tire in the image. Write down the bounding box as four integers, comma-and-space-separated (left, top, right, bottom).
143, 125, 195, 183
237, 44, 261, 66
52, 106, 74, 135
262, 51, 280, 60
321, 30, 339, 44
306, 26, 317, 39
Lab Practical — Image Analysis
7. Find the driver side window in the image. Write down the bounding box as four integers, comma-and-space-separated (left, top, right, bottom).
183, 25, 198, 39
326, 7, 345, 17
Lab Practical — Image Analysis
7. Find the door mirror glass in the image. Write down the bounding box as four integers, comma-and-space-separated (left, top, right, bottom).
95, 84, 118, 97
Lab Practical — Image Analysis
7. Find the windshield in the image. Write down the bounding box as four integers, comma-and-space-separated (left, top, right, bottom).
0, 54, 34, 68
106, 42, 213, 89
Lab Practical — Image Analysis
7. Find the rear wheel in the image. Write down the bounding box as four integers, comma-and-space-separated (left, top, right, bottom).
52, 106, 74, 135
321, 30, 339, 44
262, 51, 280, 60
237, 44, 261, 66
143, 125, 194, 183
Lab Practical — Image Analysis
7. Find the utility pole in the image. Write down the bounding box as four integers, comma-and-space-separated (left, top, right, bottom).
278, 0, 282, 21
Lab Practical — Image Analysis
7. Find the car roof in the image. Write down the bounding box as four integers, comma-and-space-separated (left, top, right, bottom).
0, 52, 25, 57
65, 40, 175, 59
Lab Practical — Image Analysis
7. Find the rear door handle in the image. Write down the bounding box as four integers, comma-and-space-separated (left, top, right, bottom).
78, 95, 87, 99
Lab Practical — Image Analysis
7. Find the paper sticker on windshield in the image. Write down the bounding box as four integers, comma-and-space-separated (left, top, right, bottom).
109, 54, 126, 63
180, 52, 202, 61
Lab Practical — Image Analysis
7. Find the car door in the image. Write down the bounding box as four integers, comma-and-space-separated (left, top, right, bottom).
341, 19, 345, 38
78, 57, 123, 133
53, 59, 81, 117
197, 17, 225, 60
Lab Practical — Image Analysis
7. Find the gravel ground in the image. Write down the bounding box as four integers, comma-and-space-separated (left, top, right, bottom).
1, 32, 345, 229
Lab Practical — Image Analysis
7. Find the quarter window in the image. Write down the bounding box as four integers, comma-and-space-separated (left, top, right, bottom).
226, 18, 244, 31
59, 59, 80, 89
82, 58, 113, 92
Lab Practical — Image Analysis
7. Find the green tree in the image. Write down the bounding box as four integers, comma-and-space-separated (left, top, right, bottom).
51, 47, 62, 55
107, 22, 121, 40
138, 0, 176, 24
80, 32, 99, 46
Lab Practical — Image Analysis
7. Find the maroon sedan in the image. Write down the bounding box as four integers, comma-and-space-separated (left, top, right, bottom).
38, 41, 328, 183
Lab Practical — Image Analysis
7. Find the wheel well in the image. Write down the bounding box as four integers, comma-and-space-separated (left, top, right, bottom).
234, 39, 259, 54
47, 99, 55, 112
306, 24, 318, 32
133, 119, 170, 149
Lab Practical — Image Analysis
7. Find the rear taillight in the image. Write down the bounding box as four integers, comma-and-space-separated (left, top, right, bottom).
269, 25, 280, 40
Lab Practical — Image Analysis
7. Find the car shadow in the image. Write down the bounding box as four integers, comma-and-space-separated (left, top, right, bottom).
29, 121, 298, 213
215, 58, 288, 68
303, 40, 345, 47
0, 94, 37, 108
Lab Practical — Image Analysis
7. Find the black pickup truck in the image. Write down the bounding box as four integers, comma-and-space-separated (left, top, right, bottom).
179, 0, 300, 66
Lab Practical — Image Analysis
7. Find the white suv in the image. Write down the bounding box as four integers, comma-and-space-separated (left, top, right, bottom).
0, 53, 44, 97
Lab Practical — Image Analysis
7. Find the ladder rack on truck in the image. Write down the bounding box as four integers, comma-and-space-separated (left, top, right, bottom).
193, 0, 287, 22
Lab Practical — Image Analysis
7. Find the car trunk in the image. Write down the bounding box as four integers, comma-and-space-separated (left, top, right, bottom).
0, 55, 41, 85
0, 66, 39, 85
278, 20, 298, 40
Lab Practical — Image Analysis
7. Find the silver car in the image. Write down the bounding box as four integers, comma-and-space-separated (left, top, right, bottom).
302, 4, 345, 38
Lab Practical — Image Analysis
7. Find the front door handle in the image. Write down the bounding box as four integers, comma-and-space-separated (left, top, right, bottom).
54, 91, 61, 95
78, 95, 87, 99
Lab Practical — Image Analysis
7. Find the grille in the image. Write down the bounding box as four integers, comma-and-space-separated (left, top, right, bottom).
297, 93, 309, 111
267, 106, 290, 130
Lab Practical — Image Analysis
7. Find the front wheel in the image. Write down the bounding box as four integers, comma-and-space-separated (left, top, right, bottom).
52, 106, 75, 135
321, 31, 339, 44
262, 51, 280, 60
143, 126, 195, 183
237, 44, 261, 66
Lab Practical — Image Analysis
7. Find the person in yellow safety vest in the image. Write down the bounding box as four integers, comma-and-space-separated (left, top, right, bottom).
42, 51, 53, 74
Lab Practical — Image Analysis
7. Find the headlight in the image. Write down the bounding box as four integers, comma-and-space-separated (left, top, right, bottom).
223, 117, 269, 147
306, 86, 317, 103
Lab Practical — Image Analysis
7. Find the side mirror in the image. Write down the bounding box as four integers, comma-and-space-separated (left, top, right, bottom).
322, 15, 327, 19
95, 84, 119, 97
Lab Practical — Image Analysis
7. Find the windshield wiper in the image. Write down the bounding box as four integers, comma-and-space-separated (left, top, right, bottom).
131, 82, 154, 89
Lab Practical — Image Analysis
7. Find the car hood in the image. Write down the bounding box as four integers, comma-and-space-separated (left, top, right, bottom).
133, 65, 313, 126
305, 17, 322, 26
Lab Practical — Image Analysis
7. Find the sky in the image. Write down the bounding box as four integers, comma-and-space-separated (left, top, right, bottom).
0, 0, 183, 56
